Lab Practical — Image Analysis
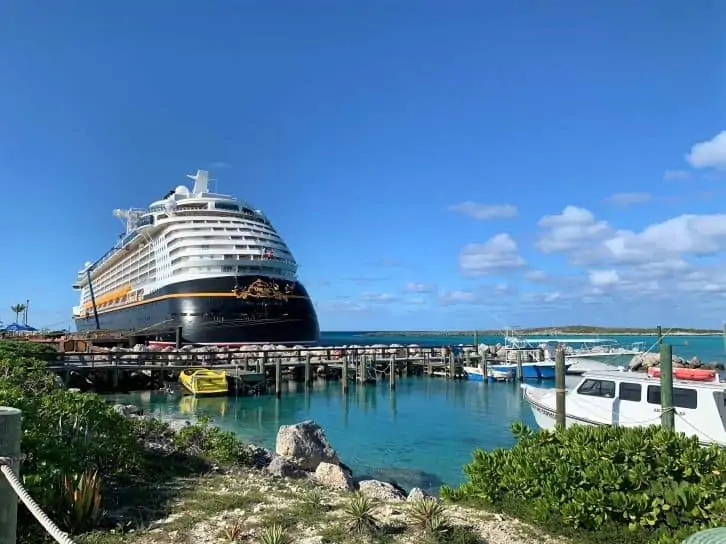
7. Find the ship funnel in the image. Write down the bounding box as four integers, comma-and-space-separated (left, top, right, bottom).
186, 169, 209, 194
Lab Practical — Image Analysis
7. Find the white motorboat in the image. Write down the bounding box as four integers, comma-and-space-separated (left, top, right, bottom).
522, 369, 726, 446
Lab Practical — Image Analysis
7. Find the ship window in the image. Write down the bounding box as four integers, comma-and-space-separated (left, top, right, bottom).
618, 382, 642, 402
714, 392, 726, 432
216, 202, 239, 211
577, 379, 615, 398
647, 386, 698, 409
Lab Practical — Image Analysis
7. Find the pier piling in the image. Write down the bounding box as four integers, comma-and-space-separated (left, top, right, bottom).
304, 353, 312, 387
659, 342, 675, 431
342, 355, 349, 393
555, 349, 566, 428
0, 407, 21, 544
389, 355, 396, 390
515, 351, 523, 382
275, 358, 282, 398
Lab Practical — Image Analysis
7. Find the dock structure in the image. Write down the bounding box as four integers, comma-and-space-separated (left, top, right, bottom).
40, 344, 474, 394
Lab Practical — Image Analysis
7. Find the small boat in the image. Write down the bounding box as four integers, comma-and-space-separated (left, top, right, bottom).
179, 367, 229, 396
647, 367, 717, 382
489, 361, 571, 380
522, 369, 726, 447
463, 366, 515, 382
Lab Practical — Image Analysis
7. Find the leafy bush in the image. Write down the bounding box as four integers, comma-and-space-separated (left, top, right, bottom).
173, 416, 252, 465
441, 422, 726, 543
0, 340, 253, 537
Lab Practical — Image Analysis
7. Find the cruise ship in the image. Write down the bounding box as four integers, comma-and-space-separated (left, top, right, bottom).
72, 169, 320, 345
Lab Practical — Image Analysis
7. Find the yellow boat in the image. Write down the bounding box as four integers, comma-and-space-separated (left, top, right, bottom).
178, 368, 229, 396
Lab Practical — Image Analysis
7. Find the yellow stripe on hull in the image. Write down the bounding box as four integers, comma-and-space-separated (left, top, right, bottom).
76, 290, 310, 318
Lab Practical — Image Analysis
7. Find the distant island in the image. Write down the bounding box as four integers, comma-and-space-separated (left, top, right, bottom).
358, 325, 723, 338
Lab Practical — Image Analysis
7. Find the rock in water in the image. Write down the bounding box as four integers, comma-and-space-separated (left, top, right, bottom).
275, 420, 339, 471
314, 462, 354, 491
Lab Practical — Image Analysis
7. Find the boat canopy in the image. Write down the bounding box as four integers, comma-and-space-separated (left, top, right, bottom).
523, 338, 617, 344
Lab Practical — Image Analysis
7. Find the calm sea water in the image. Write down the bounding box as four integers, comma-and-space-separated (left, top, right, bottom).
106, 332, 726, 493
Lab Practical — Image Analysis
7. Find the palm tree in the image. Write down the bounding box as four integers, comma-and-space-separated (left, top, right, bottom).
10, 304, 26, 324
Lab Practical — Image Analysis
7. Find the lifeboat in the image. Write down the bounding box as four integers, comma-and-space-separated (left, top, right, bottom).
647, 367, 717, 382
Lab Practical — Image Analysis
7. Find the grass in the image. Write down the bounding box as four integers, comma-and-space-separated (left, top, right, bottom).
63, 469, 556, 544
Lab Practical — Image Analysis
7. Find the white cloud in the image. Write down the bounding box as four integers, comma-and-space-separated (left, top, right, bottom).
524, 269, 548, 282
686, 131, 726, 170
448, 201, 518, 220
360, 292, 398, 303
459, 233, 525, 275
604, 192, 653, 207
537, 206, 726, 266
402, 282, 432, 293
588, 269, 619, 287
537, 206, 610, 254
438, 289, 477, 306
664, 169, 691, 181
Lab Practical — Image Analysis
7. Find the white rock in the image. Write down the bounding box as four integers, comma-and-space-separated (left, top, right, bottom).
406, 487, 429, 502
275, 420, 339, 471
358, 479, 405, 501
314, 462, 354, 491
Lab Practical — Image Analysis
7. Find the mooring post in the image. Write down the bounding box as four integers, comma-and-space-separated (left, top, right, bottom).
473, 330, 479, 351
341, 355, 349, 393
275, 358, 282, 399
389, 355, 396, 391
0, 407, 21, 544
358, 355, 366, 384
555, 349, 566, 429
175, 326, 182, 349
304, 353, 312, 387
659, 341, 675, 431
448, 351, 456, 379
515, 350, 523, 382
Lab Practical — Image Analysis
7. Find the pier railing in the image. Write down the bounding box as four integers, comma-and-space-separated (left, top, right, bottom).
0, 407, 76, 544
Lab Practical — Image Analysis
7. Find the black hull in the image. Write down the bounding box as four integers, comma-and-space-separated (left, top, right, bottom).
74, 276, 320, 345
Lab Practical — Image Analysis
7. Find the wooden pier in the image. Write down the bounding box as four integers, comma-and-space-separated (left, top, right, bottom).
42, 346, 479, 395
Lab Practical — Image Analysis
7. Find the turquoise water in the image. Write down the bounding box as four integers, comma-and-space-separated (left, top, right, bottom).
320, 332, 726, 362
109, 375, 556, 492
107, 333, 726, 493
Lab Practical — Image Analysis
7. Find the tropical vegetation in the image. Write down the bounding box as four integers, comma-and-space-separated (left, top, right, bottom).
441, 422, 726, 543
0, 340, 252, 542
9, 302, 27, 324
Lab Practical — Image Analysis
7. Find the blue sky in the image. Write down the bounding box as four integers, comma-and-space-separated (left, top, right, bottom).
0, 1, 724, 331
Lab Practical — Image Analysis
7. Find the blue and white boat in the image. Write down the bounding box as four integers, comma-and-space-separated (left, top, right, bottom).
503, 332, 646, 374
462, 365, 515, 382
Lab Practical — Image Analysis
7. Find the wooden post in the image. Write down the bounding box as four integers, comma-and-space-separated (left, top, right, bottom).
448, 352, 456, 379
515, 350, 523, 382
389, 355, 396, 390
175, 326, 182, 349
275, 358, 282, 398
0, 407, 21, 544
304, 353, 312, 387
659, 342, 675, 431
473, 330, 479, 350
341, 355, 349, 393
555, 349, 566, 429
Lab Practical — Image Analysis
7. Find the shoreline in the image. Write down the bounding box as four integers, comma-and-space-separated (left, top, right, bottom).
355, 331, 722, 338
104, 413, 560, 544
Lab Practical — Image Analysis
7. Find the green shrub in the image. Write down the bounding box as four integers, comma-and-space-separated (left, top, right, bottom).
441, 422, 726, 542
0, 340, 251, 537
173, 416, 251, 465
